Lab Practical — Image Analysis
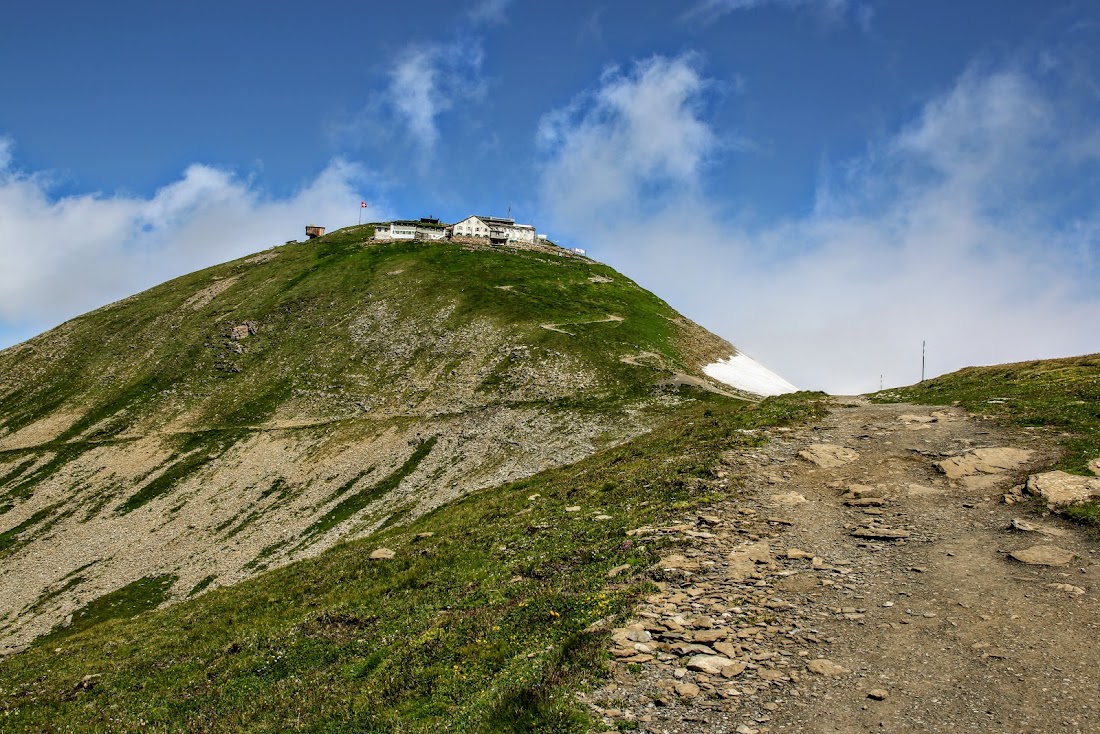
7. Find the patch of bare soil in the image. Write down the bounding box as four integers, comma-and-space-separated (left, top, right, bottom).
180, 276, 239, 311
588, 398, 1100, 733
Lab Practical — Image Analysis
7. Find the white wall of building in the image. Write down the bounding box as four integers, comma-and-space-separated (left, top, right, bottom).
373, 223, 417, 240
416, 227, 447, 240
452, 216, 491, 238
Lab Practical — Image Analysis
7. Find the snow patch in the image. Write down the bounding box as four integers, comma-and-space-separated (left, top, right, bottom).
703, 353, 798, 397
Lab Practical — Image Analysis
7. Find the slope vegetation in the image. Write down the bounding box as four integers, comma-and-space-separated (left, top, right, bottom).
0, 227, 741, 652
874, 353, 1100, 524
0, 391, 824, 732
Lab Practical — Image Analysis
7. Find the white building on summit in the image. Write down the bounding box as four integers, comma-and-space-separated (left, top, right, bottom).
372, 218, 448, 241
451, 215, 536, 244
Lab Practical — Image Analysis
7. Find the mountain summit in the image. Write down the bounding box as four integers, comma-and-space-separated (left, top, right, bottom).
0, 227, 782, 651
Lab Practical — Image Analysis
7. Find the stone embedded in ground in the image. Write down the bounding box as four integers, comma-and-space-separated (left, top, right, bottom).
935, 447, 1034, 480
727, 541, 771, 580
907, 483, 946, 497
798, 444, 860, 469
845, 497, 886, 507
692, 628, 727, 643
675, 682, 701, 699
687, 654, 737, 675
772, 492, 807, 505
607, 563, 631, 578
229, 323, 256, 341
961, 474, 1007, 490
1009, 545, 1076, 566
1026, 471, 1100, 508
1090, 458, 1100, 476
776, 574, 819, 593
851, 527, 911, 540
1048, 583, 1086, 595
899, 414, 936, 424
745, 542, 771, 563
787, 548, 814, 559
722, 661, 748, 678
368, 548, 395, 560
690, 615, 716, 629
1010, 518, 1041, 533
868, 689, 890, 700
846, 484, 881, 498
806, 658, 850, 676
658, 554, 700, 571
565, 506, 581, 512
713, 642, 739, 657
671, 642, 719, 656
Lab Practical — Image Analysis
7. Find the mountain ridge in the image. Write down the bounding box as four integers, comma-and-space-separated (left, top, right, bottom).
0, 226, 754, 652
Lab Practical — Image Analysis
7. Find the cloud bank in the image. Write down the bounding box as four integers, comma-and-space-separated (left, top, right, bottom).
0, 143, 385, 347
537, 57, 1100, 394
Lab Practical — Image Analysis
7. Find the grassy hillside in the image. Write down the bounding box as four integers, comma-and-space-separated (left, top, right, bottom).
0, 392, 826, 732
0, 227, 729, 438
874, 354, 1100, 523
0, 227, 742, 655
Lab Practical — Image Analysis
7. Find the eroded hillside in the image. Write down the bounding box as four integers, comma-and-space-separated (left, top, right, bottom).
0, 227, 742, 652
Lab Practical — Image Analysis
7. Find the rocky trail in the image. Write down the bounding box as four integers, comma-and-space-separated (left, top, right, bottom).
586, 398, 1100, 733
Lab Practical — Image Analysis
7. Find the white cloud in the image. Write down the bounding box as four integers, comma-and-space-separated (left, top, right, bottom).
466, 0, 514, 25
0, 136, 12, 171
685, 0, 857, 25
0, 150, 389, 346
382, 40, 488, 158
538, 56, 717, 225
378, 1, 510, 159
537, 58, 1100, 394
390, 50, 448, 153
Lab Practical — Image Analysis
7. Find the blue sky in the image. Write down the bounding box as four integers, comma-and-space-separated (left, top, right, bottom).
1, 0, 1099, 392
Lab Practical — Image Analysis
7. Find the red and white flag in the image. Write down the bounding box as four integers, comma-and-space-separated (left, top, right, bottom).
360, 201, 369, 208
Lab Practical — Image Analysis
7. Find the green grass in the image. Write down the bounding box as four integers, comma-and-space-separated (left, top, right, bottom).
0, 230, 729, 523
37, 574, 177, 646
0, 458, 38, 492
116, 430, 243, 514
0, 392, 826, 732
188, 575, 217, 597
0, 504, 58, 556
873, 354, 1100, 524
301, 436, 438, 542
1, 229, 701, 436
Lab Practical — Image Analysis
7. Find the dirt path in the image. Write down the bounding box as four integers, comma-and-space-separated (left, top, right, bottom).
586, 398, 1100, 733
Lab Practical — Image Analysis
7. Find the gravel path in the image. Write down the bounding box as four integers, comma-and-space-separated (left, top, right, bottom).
586, 398, 1100, 733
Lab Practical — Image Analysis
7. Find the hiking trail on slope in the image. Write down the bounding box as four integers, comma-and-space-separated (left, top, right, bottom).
584, 397, 1099, 734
